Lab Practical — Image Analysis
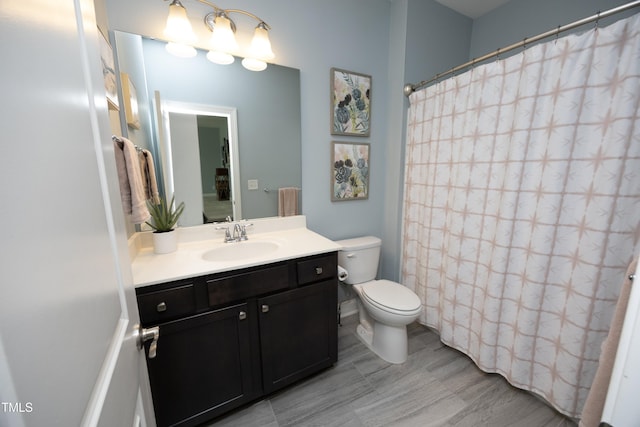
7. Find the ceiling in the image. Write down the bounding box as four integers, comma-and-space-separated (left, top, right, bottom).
435, 0, 512, 19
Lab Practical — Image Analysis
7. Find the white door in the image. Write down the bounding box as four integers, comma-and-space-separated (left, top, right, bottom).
602, 258, 640, 426
0, 1, 148, 426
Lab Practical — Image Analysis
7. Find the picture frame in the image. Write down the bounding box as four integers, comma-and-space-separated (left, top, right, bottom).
331, 141, 370, 201
120, 72, 140, 129
330, 68, 371, 136
98, 29, 119, 110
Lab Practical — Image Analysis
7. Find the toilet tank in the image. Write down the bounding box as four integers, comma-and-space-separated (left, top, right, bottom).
335, 236, 381, 285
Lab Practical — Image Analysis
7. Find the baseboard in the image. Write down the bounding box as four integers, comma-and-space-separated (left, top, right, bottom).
340, 299, 358, 321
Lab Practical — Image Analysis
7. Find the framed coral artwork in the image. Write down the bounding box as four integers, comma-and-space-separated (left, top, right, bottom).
332, 141, 370, 201
330, 68, 371, 136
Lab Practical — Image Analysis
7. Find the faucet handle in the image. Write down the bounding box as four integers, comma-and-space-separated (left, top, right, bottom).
240, 223, 253, 240
215, 225, 234, 243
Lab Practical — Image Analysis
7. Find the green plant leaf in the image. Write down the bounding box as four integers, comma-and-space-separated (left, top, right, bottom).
146, 195, 185, 232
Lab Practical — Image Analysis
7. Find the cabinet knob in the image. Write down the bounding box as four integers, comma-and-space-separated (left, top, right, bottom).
315, 267, 323, 275
157, 302, 167, 312
261, 304, 270, 313
239, 311, 247, 320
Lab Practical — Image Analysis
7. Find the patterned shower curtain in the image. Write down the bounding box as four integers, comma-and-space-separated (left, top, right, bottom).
401, 13, 640, 418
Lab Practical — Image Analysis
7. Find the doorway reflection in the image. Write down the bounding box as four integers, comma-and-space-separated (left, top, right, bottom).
161, 101, 241, 226
197, 115, 233, 222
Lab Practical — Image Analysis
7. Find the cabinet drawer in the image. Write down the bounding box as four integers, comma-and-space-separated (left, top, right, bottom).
207, 264, 289, 307
138, 284, 196, 325
296, 253, 337, 286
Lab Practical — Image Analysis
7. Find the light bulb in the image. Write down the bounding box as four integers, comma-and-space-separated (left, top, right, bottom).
248, 23, 275, 60
163, 0, 196, 45
210, 13, 238, 53
207, 50, 235, 65
242, 57, 267, 71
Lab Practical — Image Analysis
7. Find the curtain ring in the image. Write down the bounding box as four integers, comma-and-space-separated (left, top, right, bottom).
496, 47, 501, 62
555, 25, 560, 44
595, 11, 600, 30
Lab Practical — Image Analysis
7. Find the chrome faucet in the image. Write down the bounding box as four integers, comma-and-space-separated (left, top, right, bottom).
233, 223, 243, 241
215, 221, 252, 243
215, 224, 234, 243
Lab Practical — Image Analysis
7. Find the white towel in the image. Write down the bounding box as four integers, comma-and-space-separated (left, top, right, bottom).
278, 187, 299, 217
114, 136, 150, 224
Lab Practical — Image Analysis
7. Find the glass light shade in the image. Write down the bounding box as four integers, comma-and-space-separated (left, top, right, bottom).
163, 1, 197, 44
166, 42, 197, 58
206, 50, 235, 65
248, 24, 275, 60
210, 14, 238, 53
242, 57, 267, 72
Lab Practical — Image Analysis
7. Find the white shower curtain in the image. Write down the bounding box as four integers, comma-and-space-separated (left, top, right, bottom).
402, 13, 640, 418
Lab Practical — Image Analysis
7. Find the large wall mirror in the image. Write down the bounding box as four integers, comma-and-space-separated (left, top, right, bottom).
113, 31, 302, 226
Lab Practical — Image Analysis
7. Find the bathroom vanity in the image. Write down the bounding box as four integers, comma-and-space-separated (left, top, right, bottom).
131, 217, 341, 427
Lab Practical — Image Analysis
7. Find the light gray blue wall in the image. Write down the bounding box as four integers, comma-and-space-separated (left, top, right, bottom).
381, 0, 472, 280
470, 0, 634, 59
405, 1, 472, 87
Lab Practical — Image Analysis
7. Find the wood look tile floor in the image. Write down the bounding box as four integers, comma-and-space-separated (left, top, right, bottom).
206, 315, 578, 427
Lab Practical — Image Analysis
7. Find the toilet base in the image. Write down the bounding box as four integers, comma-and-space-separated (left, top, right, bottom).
355, 322, 409, 364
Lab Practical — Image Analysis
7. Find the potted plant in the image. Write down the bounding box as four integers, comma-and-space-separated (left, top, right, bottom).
145, 195, 185, 254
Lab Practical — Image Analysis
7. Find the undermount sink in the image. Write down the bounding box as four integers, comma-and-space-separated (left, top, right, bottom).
202, 240, 280, 262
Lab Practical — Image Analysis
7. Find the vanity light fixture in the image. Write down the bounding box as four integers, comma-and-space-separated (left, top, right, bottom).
162, 0, 275, 71
163, 0, 198, 58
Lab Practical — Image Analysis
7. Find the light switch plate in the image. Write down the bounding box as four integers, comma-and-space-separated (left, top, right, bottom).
248, 179, 259, 190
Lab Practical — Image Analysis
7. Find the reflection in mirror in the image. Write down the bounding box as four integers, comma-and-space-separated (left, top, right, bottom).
198, 116, 233, 222
113, 31, 302, 225
158, 100, 241, 227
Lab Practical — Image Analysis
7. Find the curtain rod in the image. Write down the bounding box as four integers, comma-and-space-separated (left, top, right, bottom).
403, 0, 640, 96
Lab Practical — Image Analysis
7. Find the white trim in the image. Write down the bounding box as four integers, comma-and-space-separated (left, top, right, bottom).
133, 388, 147, 427
340, 298, 359, 320
80, 319, 129, 427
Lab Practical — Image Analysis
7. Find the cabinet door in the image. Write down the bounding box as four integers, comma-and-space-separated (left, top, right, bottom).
259, 280, 338, 394
145, 304, 256, 427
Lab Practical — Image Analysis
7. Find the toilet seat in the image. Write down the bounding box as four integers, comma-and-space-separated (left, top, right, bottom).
359, 280, 421, 315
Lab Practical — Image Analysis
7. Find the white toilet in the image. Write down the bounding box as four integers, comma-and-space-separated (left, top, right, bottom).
336, 236, 421, 364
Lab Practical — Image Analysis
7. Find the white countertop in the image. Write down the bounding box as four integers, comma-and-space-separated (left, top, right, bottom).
130, 216, 342, 286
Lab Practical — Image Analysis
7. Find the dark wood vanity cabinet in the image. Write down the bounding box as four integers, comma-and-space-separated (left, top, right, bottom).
144, 304, 258, 427
136, 252, 338, 427
259, 279, 337, 394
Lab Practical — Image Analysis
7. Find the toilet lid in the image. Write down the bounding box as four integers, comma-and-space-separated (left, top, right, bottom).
360, 280, 421, 312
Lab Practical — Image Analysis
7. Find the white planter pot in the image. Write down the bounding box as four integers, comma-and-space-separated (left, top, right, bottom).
152, 230, 178, 254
